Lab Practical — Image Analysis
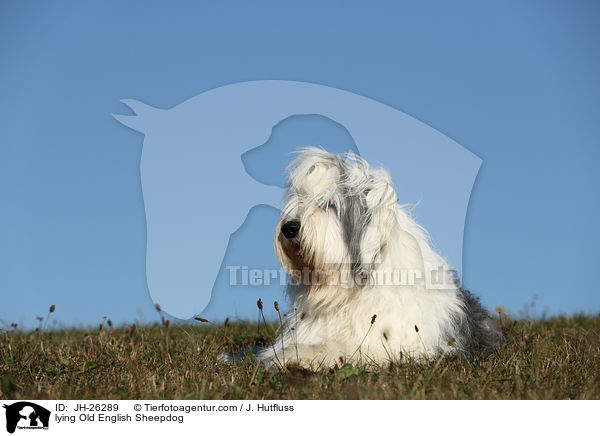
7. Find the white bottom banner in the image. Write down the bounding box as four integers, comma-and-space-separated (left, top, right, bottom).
0, 400, 596, 435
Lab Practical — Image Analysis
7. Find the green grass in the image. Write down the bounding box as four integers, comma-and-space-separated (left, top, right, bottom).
1, 311, 599, 400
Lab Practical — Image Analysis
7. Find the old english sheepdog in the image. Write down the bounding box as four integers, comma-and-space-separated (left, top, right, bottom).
254, 147, 503, 370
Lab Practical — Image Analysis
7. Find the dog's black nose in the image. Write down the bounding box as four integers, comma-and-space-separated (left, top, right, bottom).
281, 220, 301, 239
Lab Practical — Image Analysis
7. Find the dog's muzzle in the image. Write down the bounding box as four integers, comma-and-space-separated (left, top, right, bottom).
281, 220, 301, 239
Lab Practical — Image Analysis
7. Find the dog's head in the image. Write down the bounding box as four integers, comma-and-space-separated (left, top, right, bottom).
275, 147, 400, 288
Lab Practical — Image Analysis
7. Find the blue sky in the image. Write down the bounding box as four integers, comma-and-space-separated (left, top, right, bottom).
1, 1, 599, 328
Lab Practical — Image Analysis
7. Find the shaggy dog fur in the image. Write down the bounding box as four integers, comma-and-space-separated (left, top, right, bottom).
254, 148, 503, 370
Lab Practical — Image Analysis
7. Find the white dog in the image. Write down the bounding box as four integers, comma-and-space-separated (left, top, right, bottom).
254, 147, 503, 370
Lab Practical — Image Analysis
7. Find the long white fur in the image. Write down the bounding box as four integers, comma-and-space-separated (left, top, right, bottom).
258, 148, 471, 369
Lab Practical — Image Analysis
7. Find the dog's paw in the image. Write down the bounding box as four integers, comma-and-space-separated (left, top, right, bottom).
217, 352, 235, 364
218, 346, 263, 364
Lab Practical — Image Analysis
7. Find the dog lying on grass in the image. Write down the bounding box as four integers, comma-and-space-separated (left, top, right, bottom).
249, 148, 503, 370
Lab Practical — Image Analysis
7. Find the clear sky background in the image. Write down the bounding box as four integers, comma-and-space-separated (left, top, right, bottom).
1, 1, 599, 328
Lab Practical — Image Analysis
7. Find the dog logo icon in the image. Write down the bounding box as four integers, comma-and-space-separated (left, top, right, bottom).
2, 402, 50, 433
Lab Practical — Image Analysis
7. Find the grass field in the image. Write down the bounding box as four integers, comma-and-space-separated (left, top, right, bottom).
1, 307, 599, 400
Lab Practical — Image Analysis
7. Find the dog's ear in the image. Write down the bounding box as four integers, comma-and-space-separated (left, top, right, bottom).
288, 149, 342, 200
356, 170, 399, 279
365, 169, 397, 206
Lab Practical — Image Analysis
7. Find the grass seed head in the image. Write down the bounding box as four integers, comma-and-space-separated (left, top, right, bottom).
49, 305, 55, 313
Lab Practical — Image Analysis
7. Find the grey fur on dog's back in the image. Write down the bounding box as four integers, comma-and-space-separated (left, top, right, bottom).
454, 289, 504, 357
